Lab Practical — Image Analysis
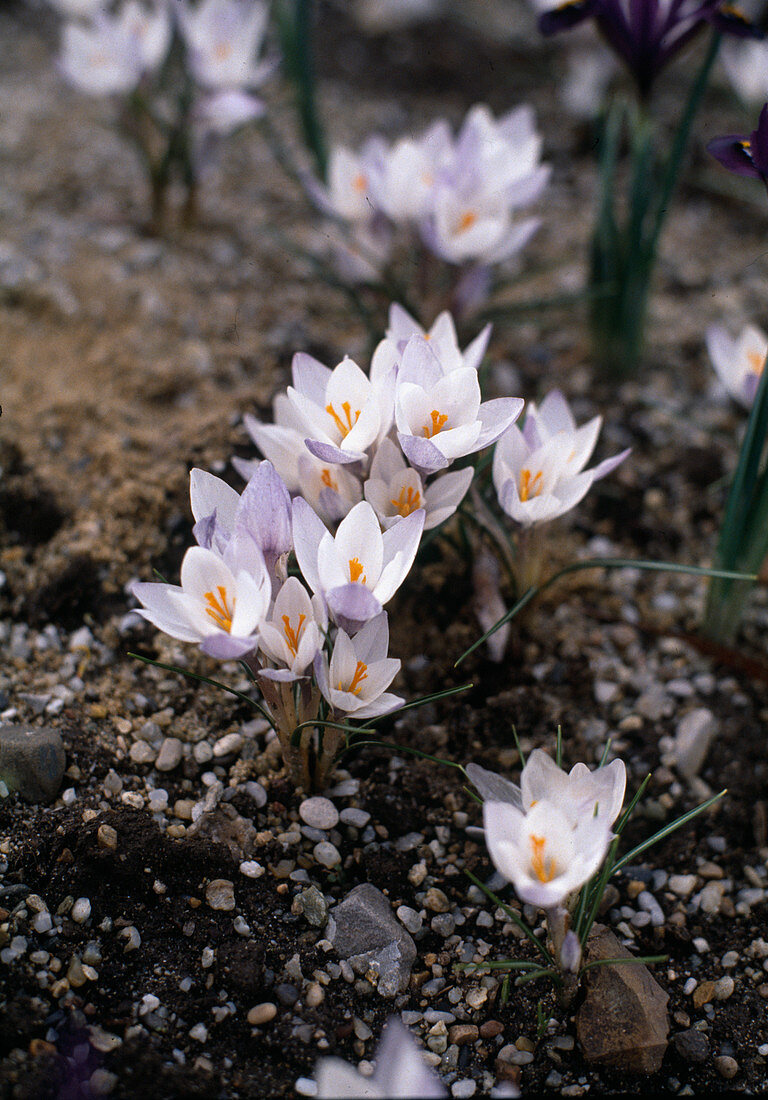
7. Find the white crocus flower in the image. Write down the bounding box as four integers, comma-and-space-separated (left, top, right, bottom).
369, 136, 441, 222
293, 497, 424, 632
521, 749, 626, 829
706, 323, 767, 409
315, 612, 402, 719
326, 140, 385, 222
315, 1018, 446, 1099
426, 187, 542, 266
257, 576, 325, 680
721, 39, 768, 106
483, 796, 613, 909
175, 0, 273, 91
364, 438, 472, 531
492, 391, 629, 527
395, 336, 523, 474
132, 540, 270, 660
59, 12, 145, 95
382, 302, 491, 374
286, 352, 395, 466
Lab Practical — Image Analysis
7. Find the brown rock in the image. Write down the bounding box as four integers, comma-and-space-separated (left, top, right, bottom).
692, 980, 715, 1009
479, 1020, 504, 1040
576, 925, 669, 1074
448, 1024, 479, 1046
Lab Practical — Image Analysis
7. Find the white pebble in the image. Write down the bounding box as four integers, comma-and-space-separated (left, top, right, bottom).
239, 861, 264, 878
452, 1081, 477, 1098
313, 841, 341, 868
189, 1023, 208, 1043
71, 898, 91, 924
300, 797, 339, 830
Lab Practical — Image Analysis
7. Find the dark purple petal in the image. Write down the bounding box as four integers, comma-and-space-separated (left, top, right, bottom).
539, 0, 596, 35
707, 134, 762, 180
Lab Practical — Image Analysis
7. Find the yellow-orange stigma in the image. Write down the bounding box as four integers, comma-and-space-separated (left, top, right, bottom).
326, 400, 360, 439
519, 468, 543, 502
204, 586, 235, 633
348, 557, 367, 584
281, 613, 306, 658
422, 409, 449, 438
457, 210, 477, 233
391, 485, 422, 517
748, 349, 765, 375
353, 172, 367, 193
320, 468, 338, 490
345, 660, 368, 696
213, 41, 233, 62
530, 835, 556, 884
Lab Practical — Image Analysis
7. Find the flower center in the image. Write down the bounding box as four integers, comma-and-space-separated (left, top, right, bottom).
204, 585, 235, 632
530, 834, 557, 884
519, 468, 543, 502
281, 613, 306, 658
213, 41, 233, 62
457, 210, 477, 233
326, 400, 360, 439
338, 659, 368, 696
348, 557, 367, 584
422, 409, 449, 438
391, 485, 422, 517
320, 468, 338, 490
748, 349, 765, 375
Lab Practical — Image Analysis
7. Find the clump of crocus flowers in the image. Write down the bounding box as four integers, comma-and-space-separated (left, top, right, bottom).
316, 103, 550, 317
51, 0, 275, 229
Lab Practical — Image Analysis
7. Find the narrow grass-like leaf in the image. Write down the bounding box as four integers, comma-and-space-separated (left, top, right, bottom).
610, 790, 726, 875
581, 954, 666, 972
464, 870, 555, 965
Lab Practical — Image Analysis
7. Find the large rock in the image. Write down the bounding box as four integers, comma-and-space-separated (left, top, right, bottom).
576, 925, 669, 1074
0, 724, 66, 803
326, 883, 416, 997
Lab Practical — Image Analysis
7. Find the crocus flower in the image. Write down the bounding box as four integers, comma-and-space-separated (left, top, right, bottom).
59, 2, 171, 94
540, 0, 757, 98
383, 302, 492, 375
315, 1018, 446, 1099
708, 102, 768, 188
193, 88, 265, 136
492, 390, 629, 527
191, 462, 293, 594
314, 612, 403, 719
364, 438, 473, 530
326, 142, 383, 222
395, 337, 524, 474
132, 540, 271, 659
706, 322, 767, 407
286, 352, 395, 466
257, 576, 325, 680
292, 497, 424, 632
175, 0, 274, 91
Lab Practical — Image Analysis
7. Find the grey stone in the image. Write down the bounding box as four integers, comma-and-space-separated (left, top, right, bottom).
0, 724, 65, 802
673, 708, 717, 779
155, 737, 183, 771
299, 796, 339, 830
296, 885, 328, 927
327, 883, 416, 997
576, 925, 669, 1073
673, 1029, 709, 1063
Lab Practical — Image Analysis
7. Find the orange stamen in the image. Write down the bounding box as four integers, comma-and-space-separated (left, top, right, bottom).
519, 469, 543, 502
457, 210, 477, 233
390, 485, 422, 517
353, 173, 367, 192
204, 586, 235, 632
347, 660, 368, 696
326, 400, 360, 439
281, 613, 306, 658
348, 557, 366, 584
422, 409, 449, 438
213, 41, 232, 62
530, 834, 556, 884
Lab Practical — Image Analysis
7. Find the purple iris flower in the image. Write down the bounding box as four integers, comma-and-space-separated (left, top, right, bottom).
708, 102, 768, 188
539, 0, 757, 97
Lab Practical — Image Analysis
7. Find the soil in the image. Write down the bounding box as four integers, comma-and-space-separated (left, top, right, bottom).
1, 2, 768, 1097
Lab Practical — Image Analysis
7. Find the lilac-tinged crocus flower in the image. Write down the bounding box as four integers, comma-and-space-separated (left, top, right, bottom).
257, 576, 325, 680
492, 390, 629, 527
59, 2, 171, 94
364, 438, 473, 530
315, 1018, 446, 1099
286, 352, 395, 466
395, 336, 524, 474
383, 302, 492, 374
708, 102, 768, 188
175, 0, 274, 91
292, 497, 424, 633
540, 0, 757, 97
706, 322, 767, 407
132, 540, 271, 659
482, 750, 625, 911
315, 612, 403, 720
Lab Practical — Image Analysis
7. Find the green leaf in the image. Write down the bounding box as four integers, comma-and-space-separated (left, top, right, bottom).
610, 789, 726, 875
464, 870, 555, 965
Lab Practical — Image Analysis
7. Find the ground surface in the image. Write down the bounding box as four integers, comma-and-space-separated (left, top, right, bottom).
1, 2, 768, 1097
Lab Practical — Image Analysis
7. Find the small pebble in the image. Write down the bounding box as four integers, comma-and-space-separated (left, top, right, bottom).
205, 880, 235, 911
313, 841, 341, 868
451, 1081, 476, 1098
213, 732, 243, 757
71, 898, 91, 924
424, 888, 450, 913
189, 1023, 208, 1043
397, 906, 423, 935
247, 1003, 277, 1026
155, 738, 184, 772
714, 1055, 739, 1079
239, 861, 264, 878
299, 797, 339, 830
339, 807, 370, 828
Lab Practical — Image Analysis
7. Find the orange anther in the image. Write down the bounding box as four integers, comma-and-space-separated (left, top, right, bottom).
281, 613, 306, 658
326, 400, 360, 439
519, 469, 543, 502
422, 409, 449, 438
204, 586, 235, 633
390, 485, 422, 517
348, 557, 367, 584
530, 834, 556, 884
